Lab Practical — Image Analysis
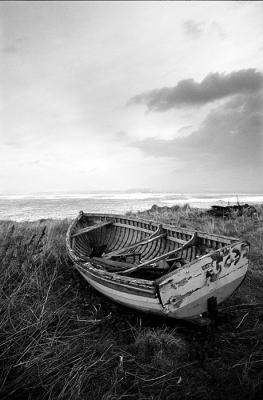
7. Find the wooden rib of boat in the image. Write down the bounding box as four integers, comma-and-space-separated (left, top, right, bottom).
66, 212, 250, 324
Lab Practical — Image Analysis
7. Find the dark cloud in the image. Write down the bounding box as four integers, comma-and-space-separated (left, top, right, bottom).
128, 69, 263, 112
129, 91, 263, 170
182, 20, 204, 38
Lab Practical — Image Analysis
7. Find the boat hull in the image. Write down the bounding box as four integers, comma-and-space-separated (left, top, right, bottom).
67, 213, 249, 322
76, 264, 163, 314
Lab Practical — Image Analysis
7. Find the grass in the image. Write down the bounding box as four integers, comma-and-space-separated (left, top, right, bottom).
0, 205, 263, 400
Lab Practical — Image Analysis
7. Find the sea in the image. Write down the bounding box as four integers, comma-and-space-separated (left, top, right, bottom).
0, 192, 263, 222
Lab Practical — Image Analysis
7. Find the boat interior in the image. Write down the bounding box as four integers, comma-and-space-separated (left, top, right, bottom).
70, 213, 235, 280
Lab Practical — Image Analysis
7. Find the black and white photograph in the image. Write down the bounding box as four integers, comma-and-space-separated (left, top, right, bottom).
0, 1, 263, 399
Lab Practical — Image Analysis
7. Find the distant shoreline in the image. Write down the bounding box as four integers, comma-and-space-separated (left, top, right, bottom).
1, 202, 262, 223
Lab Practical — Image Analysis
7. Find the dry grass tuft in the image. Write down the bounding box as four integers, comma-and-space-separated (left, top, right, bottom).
130, 328, 187, 369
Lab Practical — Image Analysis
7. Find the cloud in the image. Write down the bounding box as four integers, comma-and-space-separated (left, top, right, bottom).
4, 140, 24, 148
1, 37, 25, 54
182, 20, 226, 40
182, 20, 204, 38
210, 21, 226, 40
129, 91, 263, 169
128, 69, 263, 112
1, 45, 18, 53
177, 125, 193, 135
28, 160, 40, 165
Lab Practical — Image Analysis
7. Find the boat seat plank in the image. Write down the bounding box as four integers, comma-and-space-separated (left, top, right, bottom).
72, 221, 113, 238
166, 236, 189, 245
119, 232, 198, 275
92, 257, 134, 271
104, 225, 167, 259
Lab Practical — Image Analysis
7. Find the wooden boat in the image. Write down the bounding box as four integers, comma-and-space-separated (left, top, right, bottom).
66, 212, 250, 324
207, 204, 258, 218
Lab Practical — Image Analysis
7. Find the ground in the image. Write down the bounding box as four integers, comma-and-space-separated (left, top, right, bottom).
0, 205, 262, 400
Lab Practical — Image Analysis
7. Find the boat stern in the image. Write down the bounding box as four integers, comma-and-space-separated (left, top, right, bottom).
157, 241, 250, 320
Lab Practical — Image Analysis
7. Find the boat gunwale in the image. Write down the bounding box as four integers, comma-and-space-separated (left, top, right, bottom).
66, 212, 244, 288
81, 212, 240, 243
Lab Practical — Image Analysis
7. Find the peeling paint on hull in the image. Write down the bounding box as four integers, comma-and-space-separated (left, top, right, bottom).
161, 264, 248, 319
158, 242, 249, 318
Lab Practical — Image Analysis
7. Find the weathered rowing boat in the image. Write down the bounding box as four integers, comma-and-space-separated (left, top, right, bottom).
66, 212, 249, 323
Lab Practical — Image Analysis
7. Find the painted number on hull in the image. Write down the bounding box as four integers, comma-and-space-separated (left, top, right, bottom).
159, 242, 249, 315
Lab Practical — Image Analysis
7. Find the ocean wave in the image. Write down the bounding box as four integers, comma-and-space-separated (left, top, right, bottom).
0, 193, 262, 221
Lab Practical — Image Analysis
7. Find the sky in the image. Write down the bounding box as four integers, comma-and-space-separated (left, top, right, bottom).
0, 1, 263, 194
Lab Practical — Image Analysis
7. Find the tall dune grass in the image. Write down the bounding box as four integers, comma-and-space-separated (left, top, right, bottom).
0, 206, 262, 399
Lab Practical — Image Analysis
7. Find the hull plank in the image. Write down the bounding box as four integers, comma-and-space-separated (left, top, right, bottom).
77, 269, 162, 313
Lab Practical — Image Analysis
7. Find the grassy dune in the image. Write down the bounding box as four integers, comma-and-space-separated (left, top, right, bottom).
0, 206, 263, 400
